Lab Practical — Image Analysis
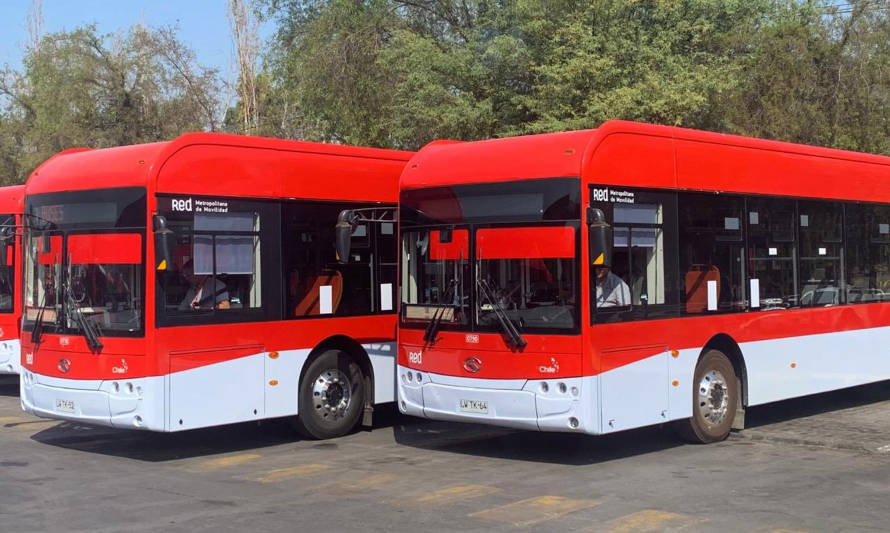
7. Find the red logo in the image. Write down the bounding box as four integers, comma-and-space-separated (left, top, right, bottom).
463, 357, 482, 373
57, 358, 71, 374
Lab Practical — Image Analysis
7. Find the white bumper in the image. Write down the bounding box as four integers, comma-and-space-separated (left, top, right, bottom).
20, 371, 166, 431
397, 364, 599, 434
0, 338, 20, 375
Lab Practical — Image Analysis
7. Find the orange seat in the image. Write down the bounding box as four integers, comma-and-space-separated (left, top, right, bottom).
685, 264, 720, 313
294, 269, 343, 316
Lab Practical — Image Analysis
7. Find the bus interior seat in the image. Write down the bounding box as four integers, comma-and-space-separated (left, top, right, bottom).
293, 268, 343, 316
685, 264, 720, 313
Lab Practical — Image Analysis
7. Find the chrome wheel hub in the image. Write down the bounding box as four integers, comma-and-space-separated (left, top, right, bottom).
313, 369, 352, 421
698, 369, 729, 425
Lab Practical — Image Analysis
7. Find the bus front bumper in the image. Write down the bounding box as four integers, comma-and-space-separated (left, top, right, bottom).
20, 371, 166, 431
397, 364, 596, 433
0, 339, 20, 374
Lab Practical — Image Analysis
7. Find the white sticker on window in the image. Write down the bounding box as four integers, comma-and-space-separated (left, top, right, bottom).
707, 280, 717, 311
724, 217, 739, 230
800, 215, 809, 227
380, 283, 393, 311
818, 247, 827, 256
750, 279, 760, 308
382, 223, 394, 235
320, 285, 333, 314
769, 247, 778, 256
881, 223, 889, 235
749, 212, 759, 225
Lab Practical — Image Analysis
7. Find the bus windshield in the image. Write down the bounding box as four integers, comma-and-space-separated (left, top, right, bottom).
476, 226, 577, 332
23, 187, 146, 338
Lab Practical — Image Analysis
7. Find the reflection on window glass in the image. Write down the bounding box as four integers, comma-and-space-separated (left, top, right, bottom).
401, 229, 470, 327
798, 200, 842, 306
747, 197, 796, 309
678, 194, 745, 313
845, 203, 890, 302
0, 214, 14, 312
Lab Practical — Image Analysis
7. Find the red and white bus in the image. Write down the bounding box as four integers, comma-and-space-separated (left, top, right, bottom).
0, 185, 23, 375
19, 133, 411, 439
396, 120, 890, 443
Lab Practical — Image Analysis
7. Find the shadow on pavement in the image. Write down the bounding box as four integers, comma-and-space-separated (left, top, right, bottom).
743, 379, 890, 429
28, 403, 403, 463
0, 375, 19, 397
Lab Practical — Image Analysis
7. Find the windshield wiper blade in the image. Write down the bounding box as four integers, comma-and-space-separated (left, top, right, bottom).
65, 285, 103, 352
30, 290, 49, 344
477, 278, 527, 348
423, 279, 459, 344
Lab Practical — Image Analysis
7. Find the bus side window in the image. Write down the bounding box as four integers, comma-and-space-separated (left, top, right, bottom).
678, 193, 745, 314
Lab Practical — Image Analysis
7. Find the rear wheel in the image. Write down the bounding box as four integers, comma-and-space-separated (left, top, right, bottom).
676, 349, 738, 444
293, 349, 365, 439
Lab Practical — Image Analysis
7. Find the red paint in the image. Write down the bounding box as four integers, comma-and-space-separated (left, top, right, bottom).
68, 233, 142, 265
476, 226, 574, 260
429, 229, 468, 260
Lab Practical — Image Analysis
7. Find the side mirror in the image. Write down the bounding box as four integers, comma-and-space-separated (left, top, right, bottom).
587, 206, 612, 268
152, 215, 176, 271
335, 210, 358, 264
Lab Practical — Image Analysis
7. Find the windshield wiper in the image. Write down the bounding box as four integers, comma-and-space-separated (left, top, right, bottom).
30, 290, 49, 344
65, 284, 103, 352
477, 278, 527, 348
423, 279, 459, 344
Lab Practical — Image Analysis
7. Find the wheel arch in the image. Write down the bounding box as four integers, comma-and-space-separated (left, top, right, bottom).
701, 333, 748, 407
300, 335, 375, 404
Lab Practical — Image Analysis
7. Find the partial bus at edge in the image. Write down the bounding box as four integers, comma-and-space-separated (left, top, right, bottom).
397, 120, 890, 443
0, 185, 23, 375
19, 134, 412, 439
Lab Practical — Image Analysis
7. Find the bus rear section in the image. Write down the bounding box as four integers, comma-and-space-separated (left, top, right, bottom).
20, 134, 411, 439
0, 185, 23, 375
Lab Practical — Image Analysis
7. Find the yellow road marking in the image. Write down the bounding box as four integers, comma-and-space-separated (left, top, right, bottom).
0, 416, 27, 424
248, 463, 330, 484
323, 472, 398, 493
10, 420, 59, 431
415, 484, 500, 506
190, 453, 261, 472
470, 495, 599, 527
771, 530, 809, 533
601, 509, 704, 533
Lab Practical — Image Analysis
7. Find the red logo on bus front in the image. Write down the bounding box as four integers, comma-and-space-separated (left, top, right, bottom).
463, 357, 482, 373
57, 358, 71, 374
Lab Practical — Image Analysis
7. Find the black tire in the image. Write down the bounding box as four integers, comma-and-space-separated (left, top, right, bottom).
675, 349, 738, 444
293, 349, 365, 440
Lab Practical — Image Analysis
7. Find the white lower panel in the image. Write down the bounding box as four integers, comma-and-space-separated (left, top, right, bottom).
397, 365, 598, 433
742, 326, 890, 406
170, 352, 265, 431
20, 371, 167, 431
600, 352, 669, 433
0, 338, 20, 375
365, 342, 396, 404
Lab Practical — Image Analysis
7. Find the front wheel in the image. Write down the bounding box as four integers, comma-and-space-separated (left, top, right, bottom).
293, 349, 365, 439
676, 349, 738, 444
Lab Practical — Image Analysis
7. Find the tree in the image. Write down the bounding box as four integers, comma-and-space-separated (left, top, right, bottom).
0, 24, 223, 183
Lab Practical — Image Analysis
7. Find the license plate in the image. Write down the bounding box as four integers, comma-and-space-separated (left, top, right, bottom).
459, 399, 488, 414
55, 399, 75, 413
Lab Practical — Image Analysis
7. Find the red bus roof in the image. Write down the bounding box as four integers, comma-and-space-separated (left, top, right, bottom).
26, 133, 414, 203
0, 185, 24, 213
402, 120, 890, 202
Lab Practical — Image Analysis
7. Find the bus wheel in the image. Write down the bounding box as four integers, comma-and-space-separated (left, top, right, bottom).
294, 349, 365, 440
676, 349, 738, 444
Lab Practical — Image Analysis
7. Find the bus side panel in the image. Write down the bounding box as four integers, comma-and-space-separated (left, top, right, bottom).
365, 342, 396, 404
599, 347, 669, 433
742, 325, 890, 407
169, 347, 265, 431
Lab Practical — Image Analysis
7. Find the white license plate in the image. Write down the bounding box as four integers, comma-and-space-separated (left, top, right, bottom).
55, 399, 75, 413
459, 399, 488, 414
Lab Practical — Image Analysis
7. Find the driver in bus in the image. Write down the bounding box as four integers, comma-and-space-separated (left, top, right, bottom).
594, 266, 631, 307
178, 260, 231, 310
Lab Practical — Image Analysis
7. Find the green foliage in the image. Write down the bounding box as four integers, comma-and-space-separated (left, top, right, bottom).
0, 25, 221, 183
